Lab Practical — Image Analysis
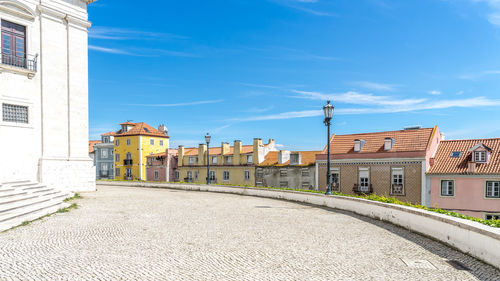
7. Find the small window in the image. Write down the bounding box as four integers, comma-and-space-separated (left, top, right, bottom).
174, 171, 179, 180
188, 157, 198, 165
223, 171, 230, 181
244, 170, 250, 181
450, 151, 462, 158
441, 180, 454, 196
150, 139, 154, 146
2, 103, 28, 123
115, 140, 120, 146
126, 152, 132, 160
485, 214, 500, 220
115, 168, 120, 176
475, 151, 486, 162
194, 171, 199, 180
126, 139, 131, 146
391, 168, 404, 195
290, 154, 300, 165
154, 170, 159, 180
115, 154, 120, 162
301, 169, 309, 177
159, 140, 164, 146
486, 181, 500, 198
102, 137, 109, 143
209, 171, 216, 182
331, 172, 340, 192
187, 171, 193, 181
144, 128, 149, 133
211, 156, 218, 164
101, 149, 108, 158
225, 156, 232, 164
147, 157, 153, 166
280, 181, 288, 188
246, 155, 253, 164
280, 169, 287, 177
301, 182, 310, 189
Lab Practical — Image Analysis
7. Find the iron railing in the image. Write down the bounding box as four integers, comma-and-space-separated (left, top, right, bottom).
124, 159, 133, 165
353, 183, 373, 195
1, 53, 37, 72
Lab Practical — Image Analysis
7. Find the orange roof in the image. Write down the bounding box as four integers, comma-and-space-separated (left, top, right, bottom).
184, 145, 254, 156
428, 138, 500, 175
115, 122, 169, 138
88, 140, 101, 153
120, 122, 136, 126
146, 149, 178, 158
101, 131, 116, 136
324, 127, 435, 155
260, 151, 321, 166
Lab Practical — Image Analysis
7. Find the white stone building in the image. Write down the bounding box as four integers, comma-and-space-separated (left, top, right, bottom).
0, 0, 96, 192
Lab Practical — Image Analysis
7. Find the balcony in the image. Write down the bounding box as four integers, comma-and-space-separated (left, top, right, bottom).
124, 159, 133, 165
353, 184, 373, 195
1, 53, 38, 77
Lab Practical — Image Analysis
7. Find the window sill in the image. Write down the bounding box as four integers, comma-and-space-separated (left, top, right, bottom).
0, 64, 36, 79
0, 121, 33, 129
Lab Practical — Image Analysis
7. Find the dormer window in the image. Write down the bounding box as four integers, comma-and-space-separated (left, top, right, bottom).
474, 151, 486, 163
384, 138, 395, 151
290, 153, 300, 165
354, 139, 365, 152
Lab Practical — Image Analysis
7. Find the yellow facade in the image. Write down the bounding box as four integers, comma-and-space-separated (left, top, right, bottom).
177, 166, 255, 186
114, 135, 169, 180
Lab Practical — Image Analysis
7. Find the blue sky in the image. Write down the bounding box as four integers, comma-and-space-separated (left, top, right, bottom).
88, 0, 500, 150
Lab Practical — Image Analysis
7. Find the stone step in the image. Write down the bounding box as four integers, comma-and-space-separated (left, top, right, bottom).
0, 189, 64, 205
0, 188, 15, 193
11, 182, 39, 188
1, 180, 30, 185
0, 200, 70, 232
0, 190, 28, 199
21, 185, 47, 192
32, 187, 55, 194
0, 196, 53, 214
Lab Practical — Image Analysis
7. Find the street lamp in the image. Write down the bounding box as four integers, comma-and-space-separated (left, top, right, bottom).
323, 100, 334, 195
205, 133, 211, 185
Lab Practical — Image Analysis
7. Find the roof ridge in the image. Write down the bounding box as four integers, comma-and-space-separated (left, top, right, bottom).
442, 138, 500, 142
334, 127, 433, 137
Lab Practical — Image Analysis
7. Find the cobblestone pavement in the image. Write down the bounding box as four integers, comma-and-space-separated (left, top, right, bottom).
0, 185, 499, 281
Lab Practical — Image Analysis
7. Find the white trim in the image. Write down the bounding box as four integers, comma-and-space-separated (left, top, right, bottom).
139, 136, 143, 180
0, 0, 36, 21
316, 157, 426, 164
421, 160, 427, 206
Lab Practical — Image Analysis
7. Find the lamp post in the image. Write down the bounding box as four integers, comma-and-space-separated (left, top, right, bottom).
205, 133, 211, 185
323, 100, 334, 195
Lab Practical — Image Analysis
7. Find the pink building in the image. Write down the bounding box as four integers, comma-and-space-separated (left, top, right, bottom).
428, 139, 500, 220
146, 149, 178, 182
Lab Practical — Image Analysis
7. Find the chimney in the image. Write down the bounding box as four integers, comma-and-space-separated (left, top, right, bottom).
253, 138, 263, 164
354, 139, 365, 152
198, 144, 207, 166
384, 138, 395, 151
158, 124, 168, 135
430, 157, 435, 167
234, 140, 242, 165
468, 162, 476, 173
178, 145, 184, 167
221, 142, 230, 156
278, 150, 291, 164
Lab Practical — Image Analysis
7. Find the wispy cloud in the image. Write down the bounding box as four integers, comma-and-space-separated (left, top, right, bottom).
352, 81, 399, 92
90, 26, 188, 41
428, 90, 442, 95
459, 70, 500, 79
467, 0, 500, 26
89, 45, 198, 58
269, 0, 335, 17
291, 90, 426, 106
89, 45, 131, 55
129, 100, 224, 107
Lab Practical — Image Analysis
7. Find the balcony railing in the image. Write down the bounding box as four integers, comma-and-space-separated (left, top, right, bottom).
390, 184, 404, 195
124, 159, 133, 165
353, 183, 373, 195
331, 183, 340, 192
1, 53, 37, 72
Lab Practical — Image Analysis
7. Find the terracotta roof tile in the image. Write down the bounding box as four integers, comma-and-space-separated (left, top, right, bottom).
115, 122, 169, 138
88, 140, 101, 153
260, 151, 279, 166
184, 145, 254, 156
146, 149, 178, 158
101, 131, 116, 136
324, 127, 435, 155
428, 138, 500, 175
259, 151, 321, 166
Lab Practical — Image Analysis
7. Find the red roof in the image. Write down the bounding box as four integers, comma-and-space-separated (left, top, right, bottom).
428, 138, 500, 175
259, 151, 321, 167
184, 145, 254, 156
88, 140, 101, 153
114, 122, 169, 138
101, 131, 116, 136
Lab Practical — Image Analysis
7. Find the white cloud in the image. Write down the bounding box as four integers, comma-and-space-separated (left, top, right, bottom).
269, 0, 334, 16
468, 0, 500, 26
89, 26, 187, 41
428, 90, 441, 95
291, 90, 426, 106
459, 69, 500, 79
129, 100, 224, 107
89, 45, 131, 55
352, 81, 399, 92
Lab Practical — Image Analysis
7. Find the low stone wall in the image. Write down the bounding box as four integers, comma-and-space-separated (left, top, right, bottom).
97, 181, 500, 269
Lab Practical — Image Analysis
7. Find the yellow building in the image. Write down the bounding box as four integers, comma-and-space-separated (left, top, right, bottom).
113, 122, 170, 180
177, 138, 277, 186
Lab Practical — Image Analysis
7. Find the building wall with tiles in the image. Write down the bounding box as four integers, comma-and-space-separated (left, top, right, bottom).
256, 166, 316, 190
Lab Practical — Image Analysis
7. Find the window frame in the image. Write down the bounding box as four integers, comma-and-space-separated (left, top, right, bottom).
126, 139, 131, 146
390, 167, 405, 195
159, 140, 164, 146
211, 156, 218, 164
115, 139, 120, 146
1, 103, 29, 124
485, 181, 500, 199
225, 156, 232, 164
154, 170, 159, 180
115, 154, 120, 162
475, 151, 486, 163
150, 139, 154, 146
484, 213, 500, 220
246, 154, 253, 164
223, 171, 230, 181
115, 168, 120, 177
101, 149, 108, 159
358, 168, 370, 192
440, 180, 455, 197
280, 169, 288, 177
244, 170, 250, 181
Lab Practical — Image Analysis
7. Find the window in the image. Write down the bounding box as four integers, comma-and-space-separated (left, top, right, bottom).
441, 180, 454, 196
101, 149, 108, 158
485, 214, 500, 220
331, 172, 340, 192
290, 154, 299, 165
486, 181, 500, 198
147, 157, 153, 166
475, 151, 486, 162
209, 171, 216, 182
101, 163, 108, 172
280, 169, 287, 177
244, 170, 250, 181
2, 103, 28, 123
187, 171, 193, 181
194, 171, 199, 180
302, 182, 311, 189
225, 156, 232, 164
450, 151, 462, 158
116, 154, 120, 162
115, 140, 120, 146
223, 171, 230, 181
175, 171, 179, 180
154, 170, 159, 180
159, 140, 164, 146
359, 168, 370, 192
1, 20, 26, 69
280, 181, 288, 188
150, 139, 155, 145
246, 155, 253, 164
188, 157, 198, 165
126, 153, 132, 160
115, 168, 120, 177
126, 139, 131, 146
125, 168, 132, 178
301, 169, 309, 177
211, 156, 218, 164
391, 168, 404, 195
103, 137, 109, 143
256, 168, 263, 178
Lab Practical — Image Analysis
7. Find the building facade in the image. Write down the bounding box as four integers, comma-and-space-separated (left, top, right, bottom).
113, 122, 169, 181
316, 126, 441, 205
177, 138, 277, 186
146, 149, 178, 182
257, 150, 320, 190
94, 132, 115, 179
0, 0, 96, 191
428, 138, 500, 219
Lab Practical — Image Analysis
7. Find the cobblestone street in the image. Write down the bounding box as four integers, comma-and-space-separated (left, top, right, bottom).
0, 185, 499, 280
